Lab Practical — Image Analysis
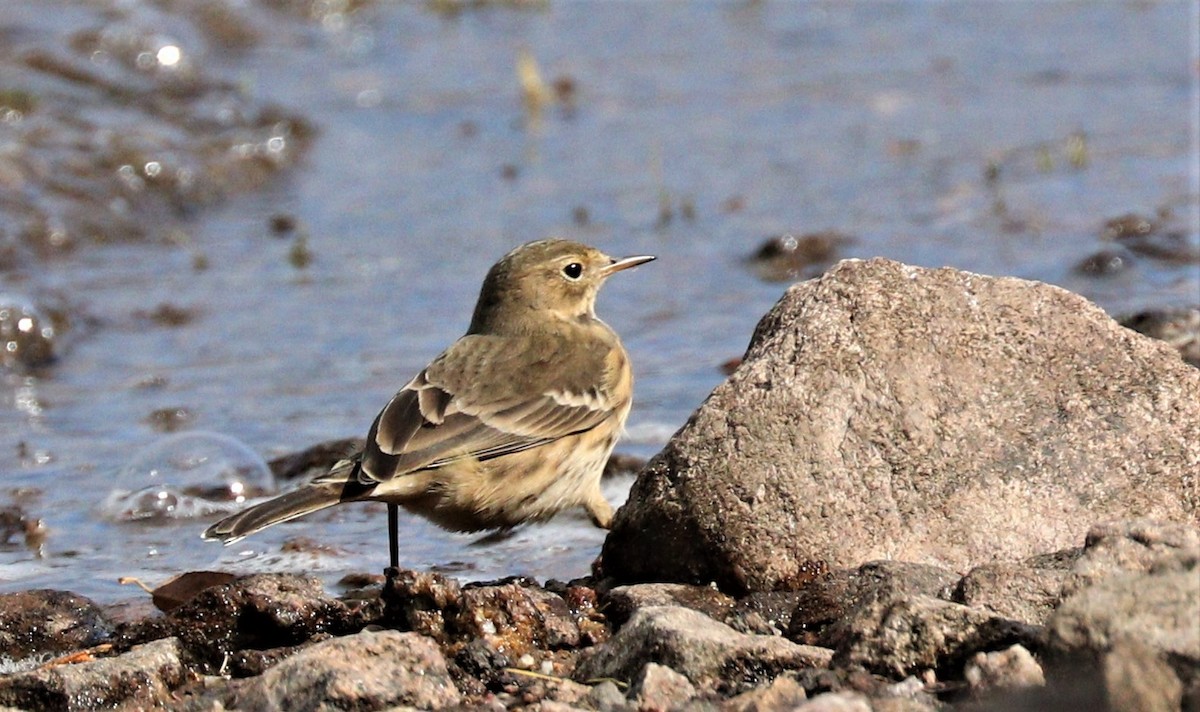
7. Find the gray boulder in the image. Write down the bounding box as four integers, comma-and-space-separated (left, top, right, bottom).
604, 258, 1200, 593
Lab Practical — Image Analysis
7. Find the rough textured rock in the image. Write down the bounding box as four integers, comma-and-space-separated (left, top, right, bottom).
455, 582, 581, 657
1102, 639, 1183, 712
137, 573, 366, 670
0, 637, 186, 710
0, 590, 112, 661
603, 583, 736, 628
827, 592, 1041, 678
952, 550, 1078, 626
788, 561, 960, 645
630, 662, 698, 711
234, 629, 460, 711
1058, 519, 1200, 598
575, 606, 832, 691
603, 258, 1200, 593
963, 644, 1045, 693
1048, 531, 1199, 675
721, 674, 807, 711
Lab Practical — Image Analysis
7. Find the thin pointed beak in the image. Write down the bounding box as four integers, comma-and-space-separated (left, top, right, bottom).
602, 254, 656, 276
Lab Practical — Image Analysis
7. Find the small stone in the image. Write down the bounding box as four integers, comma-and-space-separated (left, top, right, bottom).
586, 680, 630, 711
827, 593, 1040, 678
721, 675, 807, 711
576, 606, 832, 692
953, 557, 1074, 626
963, 644, 1045, 692
797, 691, 872, 711
631, 663, 697, 711
603, 583, 736, 628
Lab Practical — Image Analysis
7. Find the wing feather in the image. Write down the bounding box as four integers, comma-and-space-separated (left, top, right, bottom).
356, 332, 622, 484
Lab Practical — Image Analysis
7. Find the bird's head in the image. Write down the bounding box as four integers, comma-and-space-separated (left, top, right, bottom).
469, 239, 654, 333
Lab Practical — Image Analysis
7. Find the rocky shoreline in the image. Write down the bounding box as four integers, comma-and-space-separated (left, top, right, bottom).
2, 259, 1197, 711
0, 517, 1196, 710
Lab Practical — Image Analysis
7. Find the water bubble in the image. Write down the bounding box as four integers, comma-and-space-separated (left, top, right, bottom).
103, 431, 275, 522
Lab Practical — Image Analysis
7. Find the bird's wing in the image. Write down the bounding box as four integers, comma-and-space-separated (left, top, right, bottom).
352, 333, 622, 484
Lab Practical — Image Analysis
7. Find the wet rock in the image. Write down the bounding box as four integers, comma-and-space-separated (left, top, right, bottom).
143, 406, 195, 432
233, 629, 460, 711
1101, 213, 1200, 263
134, 573, 367, 670
721, 674, 807, 711
0, 296, 62, 370
750, 232, 854, 282
952, 553, 1077, 626
788, 562, 960, 645
1119, 306, 1200, 367
0, 504, 46, 552
1074, 249, 1130, 277
963, 644, 1045, 693
1, 2, 314, 266
454, 581, 581, 658
1047, 522, 1200, 678
132, 302, 197, 327
0, 637, 186, 710
630, 662, 698, 711
0, 589, 112, 661
602, 583, 736, 628
726, 591, 807, 636
826, 591, 1042, 679
575, 606, 832, 692
604, 258, 1200, 594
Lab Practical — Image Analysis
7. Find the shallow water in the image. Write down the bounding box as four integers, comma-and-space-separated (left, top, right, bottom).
1, 0, 1196, 603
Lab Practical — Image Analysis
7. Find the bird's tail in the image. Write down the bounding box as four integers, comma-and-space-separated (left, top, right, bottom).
201, 481, 345, 545
203, 456, 374, 545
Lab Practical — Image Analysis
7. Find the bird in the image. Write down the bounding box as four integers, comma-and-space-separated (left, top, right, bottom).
202, 239, 654, 573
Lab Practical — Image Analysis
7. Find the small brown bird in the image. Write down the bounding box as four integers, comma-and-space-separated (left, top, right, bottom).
203, 239, 653, 572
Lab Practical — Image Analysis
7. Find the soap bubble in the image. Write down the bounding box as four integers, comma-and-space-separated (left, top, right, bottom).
103, 431, 275, 522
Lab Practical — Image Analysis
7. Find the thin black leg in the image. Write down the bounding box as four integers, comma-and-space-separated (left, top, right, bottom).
387, 503, 399, 572
382, 503, 401, 625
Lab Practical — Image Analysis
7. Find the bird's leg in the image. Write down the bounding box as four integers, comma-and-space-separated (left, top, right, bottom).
381, 503, 402, 625
386, 503, 400, 577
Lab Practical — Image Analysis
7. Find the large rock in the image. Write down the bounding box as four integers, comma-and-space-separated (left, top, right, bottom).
233, 630, 460, 711
604, 259, 1200, 593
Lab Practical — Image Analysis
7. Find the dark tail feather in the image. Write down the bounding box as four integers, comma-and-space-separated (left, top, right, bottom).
202, 483, 344, 544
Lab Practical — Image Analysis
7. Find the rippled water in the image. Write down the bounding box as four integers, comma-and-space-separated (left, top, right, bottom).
1, 0, 1197, 603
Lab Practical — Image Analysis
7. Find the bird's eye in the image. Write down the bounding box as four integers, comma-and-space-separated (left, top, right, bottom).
562, 262, 583, 280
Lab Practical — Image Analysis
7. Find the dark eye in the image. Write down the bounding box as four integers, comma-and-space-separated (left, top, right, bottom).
562, 262, 583, 280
